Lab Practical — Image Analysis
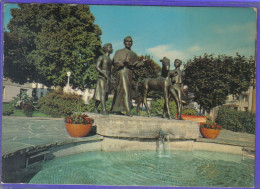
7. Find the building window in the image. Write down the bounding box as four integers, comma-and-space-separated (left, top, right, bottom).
243, 95, 249, 102
40, 92, 44, 97
244, 107, 248, 111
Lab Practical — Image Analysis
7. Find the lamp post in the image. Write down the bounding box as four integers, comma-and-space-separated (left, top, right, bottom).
67, 71, 71, 86
64, 71, 72, 93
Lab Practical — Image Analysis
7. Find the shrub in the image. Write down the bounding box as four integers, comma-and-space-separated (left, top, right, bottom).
22, 103, 34, 117
87, 98, 113, 113
216, 107, 255, 134
182, 108, 197, 115
2, 103, 14, 116
38, 88, 87, 117
150, 97, 177, 118
11, 91, 33, 109
238, 110, 255, 134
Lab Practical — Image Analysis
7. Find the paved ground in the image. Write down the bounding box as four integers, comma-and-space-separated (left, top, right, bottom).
1, 116, 255, 155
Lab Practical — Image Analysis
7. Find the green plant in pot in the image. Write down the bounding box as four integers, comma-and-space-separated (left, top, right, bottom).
64, 100, 94, 138
65, 113, 94, 125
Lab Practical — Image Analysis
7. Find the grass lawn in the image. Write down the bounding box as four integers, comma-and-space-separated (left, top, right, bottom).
2, 102, 52, 117
11, 109, 52, 117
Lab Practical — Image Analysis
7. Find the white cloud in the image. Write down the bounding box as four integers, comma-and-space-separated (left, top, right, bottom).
146, 44, 186, 62
146, 44, 203, 64
188, 45, 201, 53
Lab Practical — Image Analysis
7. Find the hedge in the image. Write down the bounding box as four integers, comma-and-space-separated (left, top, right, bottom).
38, 88, 87, 117
215, 107, 255, 134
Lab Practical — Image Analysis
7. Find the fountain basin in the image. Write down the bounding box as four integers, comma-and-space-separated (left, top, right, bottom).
28, 150, 254, 187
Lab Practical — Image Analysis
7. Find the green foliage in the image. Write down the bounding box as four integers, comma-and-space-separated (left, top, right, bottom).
215, 107, 255, 134
65, 113, 94, 124
11, 91, 33, 109
2, 103, 14, 116
3, 31, 36, 84
22, 103, 34, 117
31, 111, 51, 117
132, 56, 161, 86
182, 108, 197, 115
184, 53, 255, 112
83, 63, 99, 89
38, 88, 87, 117
87, 98, 113, 113
4, 4, 102, 89
131, 107, 138, 115
12, 109, 27, 117
238, 110, 255, 134
130, 106, 148, 116
4, 107, 50, 117
150, 97, 177, 118
86, 99, 96, 112
200, 122, 221, 129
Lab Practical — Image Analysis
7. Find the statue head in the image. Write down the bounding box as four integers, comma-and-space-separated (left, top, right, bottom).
160, 57, 170, 70
103, 43, 113, 54
160, 57, 170, 77
124, 36, 133, 49
174, 59, 182, 68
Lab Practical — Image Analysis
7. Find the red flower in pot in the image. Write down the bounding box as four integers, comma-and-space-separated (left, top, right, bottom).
65, 113, 94, 138
200, 122, 221, 139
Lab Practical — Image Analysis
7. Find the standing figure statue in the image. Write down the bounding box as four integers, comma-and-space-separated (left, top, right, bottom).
111, 36, 148, 116
93, 43, 113, 115
167, 59, 185, 120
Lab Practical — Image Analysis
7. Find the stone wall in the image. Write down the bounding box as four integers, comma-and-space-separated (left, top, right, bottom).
87, 113, 200, 140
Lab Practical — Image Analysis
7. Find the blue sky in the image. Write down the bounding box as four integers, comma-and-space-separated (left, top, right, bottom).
4, 4, 257, 67
90, 5, 256, 66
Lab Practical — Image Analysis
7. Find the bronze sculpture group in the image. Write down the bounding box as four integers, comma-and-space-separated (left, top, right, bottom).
93, 36, 185, 120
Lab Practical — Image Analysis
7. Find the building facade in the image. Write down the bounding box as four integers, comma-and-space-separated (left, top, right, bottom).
2, 78, 49, 103
224, 86, 254, 112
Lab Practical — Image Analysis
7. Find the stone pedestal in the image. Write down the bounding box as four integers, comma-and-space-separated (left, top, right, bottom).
87, 113, 200, 140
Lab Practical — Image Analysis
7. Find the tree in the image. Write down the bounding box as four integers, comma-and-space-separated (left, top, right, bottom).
4, 31, 37, 84
132, 56, 161, 86
184, 53, 255, 113
4, 4, 102, 89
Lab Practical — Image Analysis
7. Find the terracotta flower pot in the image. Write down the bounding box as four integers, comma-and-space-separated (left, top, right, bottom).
200, 127, 221, 139
181, 115, 206, 123
65, 122, 92, 137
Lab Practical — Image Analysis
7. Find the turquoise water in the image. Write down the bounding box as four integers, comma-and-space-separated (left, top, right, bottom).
29, 150, 254, 187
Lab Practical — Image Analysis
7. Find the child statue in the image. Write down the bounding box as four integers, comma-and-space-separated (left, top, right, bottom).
93, 43, 113, 115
